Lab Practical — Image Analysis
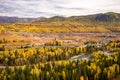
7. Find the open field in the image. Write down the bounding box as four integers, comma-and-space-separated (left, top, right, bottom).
0, 30, 120, 47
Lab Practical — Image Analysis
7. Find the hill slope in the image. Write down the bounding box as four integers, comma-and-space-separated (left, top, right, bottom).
36, 12, 120, 22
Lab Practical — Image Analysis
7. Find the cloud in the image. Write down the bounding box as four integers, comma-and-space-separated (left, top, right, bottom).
0, 0, 120, 17
54, 5, 86, 10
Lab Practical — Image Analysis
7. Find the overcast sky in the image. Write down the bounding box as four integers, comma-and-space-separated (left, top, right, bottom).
0, 0, 120, 18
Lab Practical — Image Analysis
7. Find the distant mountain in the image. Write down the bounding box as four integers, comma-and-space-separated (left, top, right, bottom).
36, 12, 120, 22
95, 12, 120, 22
0, 16, 37, 22
0, 12, 120, 22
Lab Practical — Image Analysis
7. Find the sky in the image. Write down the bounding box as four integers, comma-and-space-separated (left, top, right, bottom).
0, 0, 120, 18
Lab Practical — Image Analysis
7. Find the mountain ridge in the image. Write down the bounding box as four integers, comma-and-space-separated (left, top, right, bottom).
0, 12, 120, 22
